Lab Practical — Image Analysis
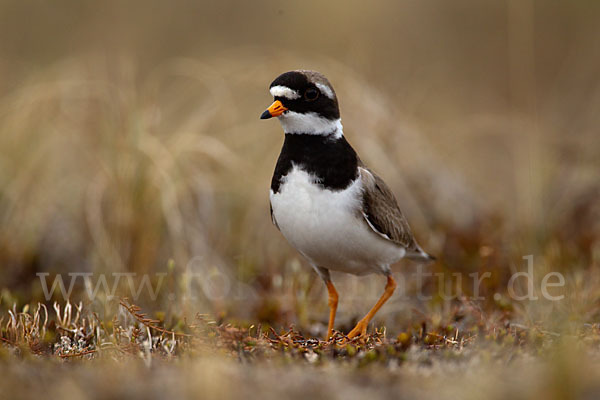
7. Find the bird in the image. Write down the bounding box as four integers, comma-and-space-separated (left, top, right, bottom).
260, 70, 434, 339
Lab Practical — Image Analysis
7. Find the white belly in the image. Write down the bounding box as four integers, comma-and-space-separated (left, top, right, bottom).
270, 166, 405, 275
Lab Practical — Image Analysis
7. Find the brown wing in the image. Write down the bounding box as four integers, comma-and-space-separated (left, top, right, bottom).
359, 166, 424, 255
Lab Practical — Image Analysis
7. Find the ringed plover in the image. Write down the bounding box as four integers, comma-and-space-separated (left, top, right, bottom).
260, 70, 434, 339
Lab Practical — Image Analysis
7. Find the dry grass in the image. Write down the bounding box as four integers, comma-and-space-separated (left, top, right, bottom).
2, 300, 600, 400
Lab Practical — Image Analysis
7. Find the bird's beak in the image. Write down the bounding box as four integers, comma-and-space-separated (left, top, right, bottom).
260, 100, 288, 119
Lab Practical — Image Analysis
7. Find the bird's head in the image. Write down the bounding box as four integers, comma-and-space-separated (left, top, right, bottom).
260, 70, 342, 137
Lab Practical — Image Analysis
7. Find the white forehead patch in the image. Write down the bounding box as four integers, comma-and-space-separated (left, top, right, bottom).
315, 82, 335, 99
270, 85, 301, 100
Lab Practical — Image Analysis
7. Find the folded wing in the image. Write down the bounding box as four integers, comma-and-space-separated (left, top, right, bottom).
359, 166, 434, 261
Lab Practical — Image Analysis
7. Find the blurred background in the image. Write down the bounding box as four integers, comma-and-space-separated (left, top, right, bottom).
0, 0, 598, 334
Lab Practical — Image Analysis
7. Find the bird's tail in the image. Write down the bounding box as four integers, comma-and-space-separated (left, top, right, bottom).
405, 247, 436, 264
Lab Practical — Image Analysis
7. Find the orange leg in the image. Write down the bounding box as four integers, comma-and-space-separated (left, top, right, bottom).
347, 275, 397, 338
325, 280, 339, 340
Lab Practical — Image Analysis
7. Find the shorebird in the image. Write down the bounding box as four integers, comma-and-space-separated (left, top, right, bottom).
261, 70, 433, 339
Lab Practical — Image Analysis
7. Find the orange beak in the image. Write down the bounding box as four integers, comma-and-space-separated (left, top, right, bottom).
260, 100, 288, 119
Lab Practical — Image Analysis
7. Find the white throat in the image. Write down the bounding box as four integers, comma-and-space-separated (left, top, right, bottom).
278, 111, 343, 139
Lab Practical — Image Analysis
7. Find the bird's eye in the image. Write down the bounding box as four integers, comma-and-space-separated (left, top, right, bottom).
304, 88, 319, 101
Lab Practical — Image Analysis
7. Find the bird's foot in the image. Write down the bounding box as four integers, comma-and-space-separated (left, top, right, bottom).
325, 328, 334, 341
347, 319, 369, 338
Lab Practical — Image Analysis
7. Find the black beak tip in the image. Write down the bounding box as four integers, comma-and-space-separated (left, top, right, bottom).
260, 110, 272, 120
